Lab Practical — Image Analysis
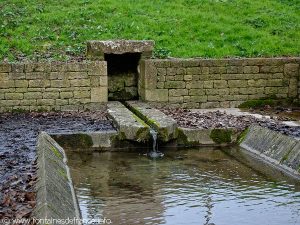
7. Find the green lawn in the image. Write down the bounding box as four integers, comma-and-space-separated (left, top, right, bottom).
0, 0, 299, 61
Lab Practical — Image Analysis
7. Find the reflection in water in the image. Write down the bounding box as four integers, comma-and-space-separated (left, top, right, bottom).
67, 148, 300, 225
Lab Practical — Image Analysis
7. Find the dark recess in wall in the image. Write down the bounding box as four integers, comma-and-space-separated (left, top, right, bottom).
105, 53, 141, 101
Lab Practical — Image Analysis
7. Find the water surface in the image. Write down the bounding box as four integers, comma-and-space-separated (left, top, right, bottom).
67, 148, 300, 225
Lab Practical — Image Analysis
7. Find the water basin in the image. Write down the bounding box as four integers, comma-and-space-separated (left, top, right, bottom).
67, 148, 300, 225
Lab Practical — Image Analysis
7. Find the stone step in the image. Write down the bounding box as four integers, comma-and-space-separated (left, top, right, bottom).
125, 101, 178, 142
107, 101, 150, 142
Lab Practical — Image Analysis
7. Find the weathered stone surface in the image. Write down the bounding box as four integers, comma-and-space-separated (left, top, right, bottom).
126, 101, 178, 142
107, 101, 150, 142
91, 87, 107, 102
241, 125, 300, 177
177, 127, 239, 146
34, 132, 82, 223
87, 40, 154, 59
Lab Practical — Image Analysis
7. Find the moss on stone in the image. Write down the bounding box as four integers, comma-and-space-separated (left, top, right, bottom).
58, 168, 68, 180
210, 129, 232, 144
238, 99, 275, 108
51, 146, 63, 159
135, 127, 151, 142
54, 133, 93, 148
176, 128, 199, 147
237, 128, 249, 144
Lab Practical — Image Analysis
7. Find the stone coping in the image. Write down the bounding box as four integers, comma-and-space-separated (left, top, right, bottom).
86, 40, 154, 59
240, 125, 300, 178
34, 132, 82, 223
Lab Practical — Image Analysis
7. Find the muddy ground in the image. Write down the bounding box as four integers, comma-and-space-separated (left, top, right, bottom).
0, 111, 114, 222
159, 107, 300, 138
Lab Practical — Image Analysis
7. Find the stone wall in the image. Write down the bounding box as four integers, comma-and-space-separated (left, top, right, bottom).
140, 58, 300, 108
0, 61, 107, 112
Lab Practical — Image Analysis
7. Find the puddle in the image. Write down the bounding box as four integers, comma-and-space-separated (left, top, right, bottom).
67, 148, 300, 225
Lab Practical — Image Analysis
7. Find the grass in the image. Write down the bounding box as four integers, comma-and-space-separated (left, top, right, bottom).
0, 0, 299, 61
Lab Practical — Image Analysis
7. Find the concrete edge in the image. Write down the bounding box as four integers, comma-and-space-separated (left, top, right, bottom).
177, 127, 241, 147
33, 132, 82, 223
240, 125, 300, 178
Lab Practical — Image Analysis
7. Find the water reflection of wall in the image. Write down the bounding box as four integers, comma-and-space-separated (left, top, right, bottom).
67, 152, 166, 225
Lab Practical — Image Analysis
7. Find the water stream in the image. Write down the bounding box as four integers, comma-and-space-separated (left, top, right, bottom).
148, 129, 164, 158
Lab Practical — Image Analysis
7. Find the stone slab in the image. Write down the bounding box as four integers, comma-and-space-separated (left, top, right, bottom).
87, 40, 154, 59
33, 132, 82, 224
126, 101, 178, 142
107, 101, 151, 142
240, 125, 300, 178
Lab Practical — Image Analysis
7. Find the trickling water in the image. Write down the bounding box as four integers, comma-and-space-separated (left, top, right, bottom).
148, 129, 164, 158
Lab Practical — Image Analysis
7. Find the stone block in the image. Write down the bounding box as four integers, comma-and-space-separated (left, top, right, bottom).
168, 96, 183, 103
214, 80, 228, 88
66, 63, 87, 72
15, 88, 28, 93
5, 93, 23, 100
15, 80, 28, 88
29, 80, 51, 88
174, 75, 184, 81
169, 89, 188, 97
189, 89, 205, 96
70, 79, 91, 87
87, 61, 107, 75
91, 87, 107, 102
43, 92, 59, 99
37, 99, 55, 106
189, 95, 208, 103
145, 89, 168, 102
228, 80, 247, 88
100, 76, 108, 87
176, 68, 186, 75
167, 68, 177, 76
0, 64, 11, 72
186, 67, 201, 75
9, 72, 25, 80
186, 81, 203, 89
24, 92, 43, 99
20, 100, 37, 106
73, 90, 90, 99
260, 65, 283, 73
11, 64, 24, 73
184, 75, 193, 81
60, 92, 73, 100
209, 66, 226, 74
243, 66, 259, 74
50, 72, 64, 80
164, 81, 185, 89
0, 80, 15, 88
51, 80, 70, 88
157, 68, 167, 76
284, 63, 299, 77
203, 80, 213, 89
26, 72, 48, 80
266, 79, 282, 87
248, 79, 266, 87
65, 72, 88, 79
226, 66, 243, 74
156, 82, 164, 89
55, 99, 68, 106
